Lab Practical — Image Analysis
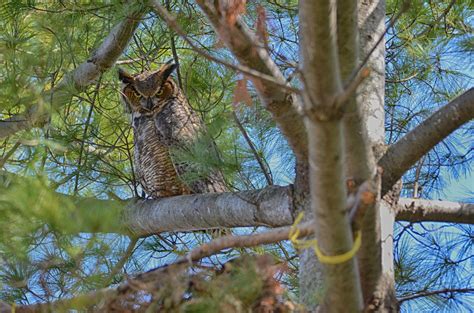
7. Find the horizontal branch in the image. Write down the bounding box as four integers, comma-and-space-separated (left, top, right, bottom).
3, 194, 474, 312
395, 198, 474, 225
123, 185, 294, 236
70, 186, 473, 237
178, 221, 314, 263
9, 221, 313, 312
380, 88, 474, 195
0, 6, 145, 139
3, 167, 472, 236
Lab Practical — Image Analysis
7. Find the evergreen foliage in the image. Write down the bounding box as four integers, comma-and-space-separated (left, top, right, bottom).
0, 0, 471, 311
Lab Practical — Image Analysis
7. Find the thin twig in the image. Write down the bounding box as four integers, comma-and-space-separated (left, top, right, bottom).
165, 0, 184, 90
73, 76, 102, 195
398, 288, 474, 303
104, 237, 139, 286
346, 1, 409, 88
415, 0, 456, 38
335, 67, 371, 107
232, 112, 273, 185
150, 1, 300, 94
0, 141, 20, 168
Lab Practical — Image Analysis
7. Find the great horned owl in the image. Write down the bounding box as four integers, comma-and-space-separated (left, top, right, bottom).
118, 60, 227, 198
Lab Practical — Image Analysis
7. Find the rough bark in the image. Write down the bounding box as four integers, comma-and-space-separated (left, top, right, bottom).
0, 5, 145, 139
380, 87, 474, 195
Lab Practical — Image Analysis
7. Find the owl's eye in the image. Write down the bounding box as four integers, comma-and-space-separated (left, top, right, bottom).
131, 88, 141, 98
156, 89, 164, 96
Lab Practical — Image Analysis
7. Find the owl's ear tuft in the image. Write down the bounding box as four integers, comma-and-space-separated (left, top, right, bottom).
118, 68, 134, 84
160, 59, 178, 81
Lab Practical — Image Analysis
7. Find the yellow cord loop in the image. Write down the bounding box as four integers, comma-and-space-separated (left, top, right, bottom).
289, 212, 361, 265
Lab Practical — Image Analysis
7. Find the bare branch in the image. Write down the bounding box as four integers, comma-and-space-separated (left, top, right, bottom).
336, 68, 371, 108
178, 221, 314, 264
380, 88, 474, 195
0, 5, 145, 139
63, 192, 474, 234
395, 198, 474, 225
123, 185, 294, 236
5, 179, 391, 312
349, 2, 407, 86
4, 167, 473, 235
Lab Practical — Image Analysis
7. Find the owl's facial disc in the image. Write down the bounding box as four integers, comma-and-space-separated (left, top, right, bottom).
138, 81, 173, 112
118, 60, 178, 113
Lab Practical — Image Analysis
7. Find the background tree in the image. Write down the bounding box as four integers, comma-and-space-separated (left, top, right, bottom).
0, 0, 472, 312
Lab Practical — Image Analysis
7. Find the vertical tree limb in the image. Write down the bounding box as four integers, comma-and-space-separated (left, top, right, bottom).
299, 0, 363, 311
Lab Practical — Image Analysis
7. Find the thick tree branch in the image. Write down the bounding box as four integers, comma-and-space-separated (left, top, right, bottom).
195, 0, 307, 160
396, 198, 474, 225
4, 195, 474, 312
355, 0, 391, 307
2, 181, 386, 313
59, 191, 474, 234
4, 168, 473, 236
0, 5, 145, 139
380, 88, 474, 195
123, 185, 294, 236
338, 0, 374, 182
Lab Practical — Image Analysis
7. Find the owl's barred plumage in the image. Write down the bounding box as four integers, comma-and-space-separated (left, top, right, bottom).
119, 60, 227, 198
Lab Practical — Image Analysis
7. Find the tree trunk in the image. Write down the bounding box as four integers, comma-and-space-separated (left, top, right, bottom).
357, 0, 399, 311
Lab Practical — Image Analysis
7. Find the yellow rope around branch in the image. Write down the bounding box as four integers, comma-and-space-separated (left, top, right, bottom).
289, 212, 362, 265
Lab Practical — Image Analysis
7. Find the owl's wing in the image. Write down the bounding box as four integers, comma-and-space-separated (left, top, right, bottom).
153, 98, 202, 148
153, 98, 227, 194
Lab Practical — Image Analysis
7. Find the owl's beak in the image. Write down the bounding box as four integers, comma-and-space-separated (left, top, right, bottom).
145, 98, 154, 111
